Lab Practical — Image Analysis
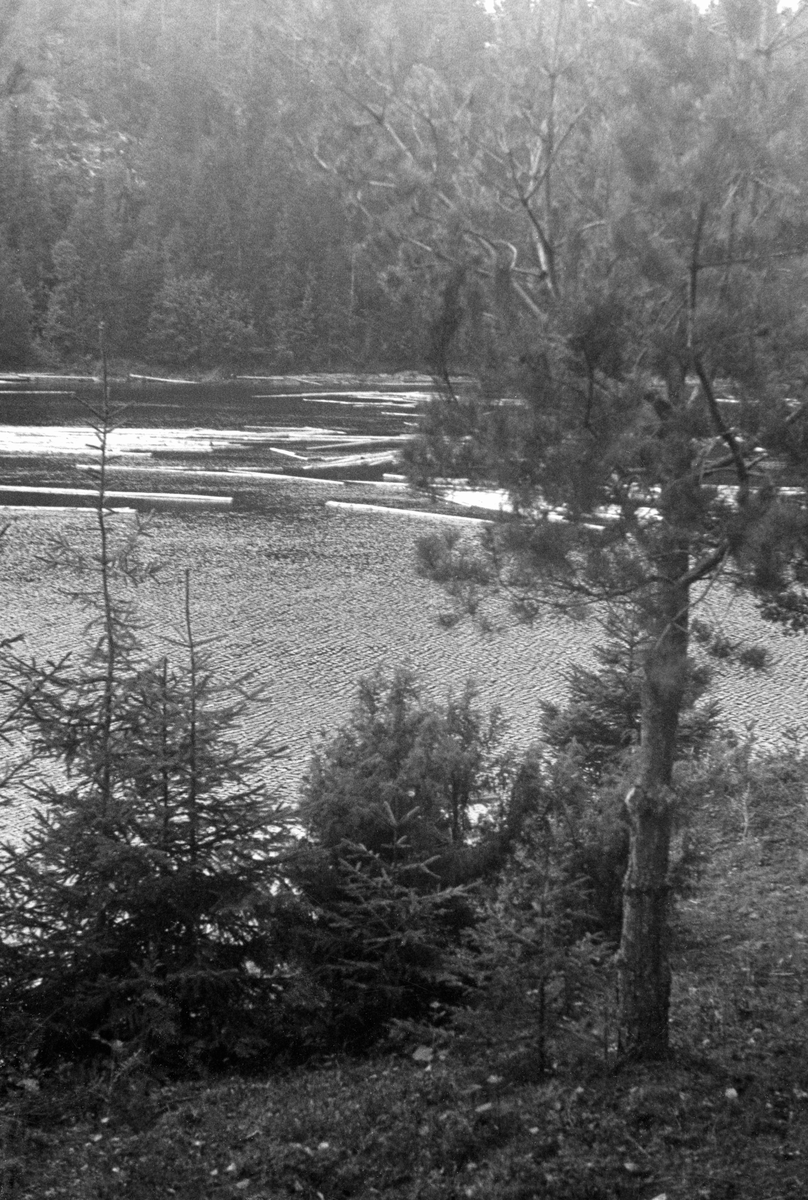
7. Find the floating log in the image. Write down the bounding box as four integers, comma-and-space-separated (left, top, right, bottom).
237, 375, 307, 383
243, 425, 344, 435
76, 450, 154, 459
441, 487, 511, 512
251, 386, 434, 398
239, 472, 340, 487
325, 500, 490, 525
128, 373, 199, 384
22, 374, 99, 383
303, 436, 410, 451
297, 397, 417, 408
302, 451, 398, 473
77, 464, 287, 482
0, 485, 232, 511
0, 505, 136, 514
253, 393, 419, 404
342, 478, 409, 489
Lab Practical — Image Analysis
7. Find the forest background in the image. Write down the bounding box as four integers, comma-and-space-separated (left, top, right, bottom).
0, 0, 498, 374
0, 0, 800, 380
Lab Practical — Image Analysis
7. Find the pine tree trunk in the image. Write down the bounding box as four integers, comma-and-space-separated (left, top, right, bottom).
617, 552, 689, 1059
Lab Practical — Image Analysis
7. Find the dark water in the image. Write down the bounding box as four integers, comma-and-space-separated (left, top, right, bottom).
0, 378, 429, 434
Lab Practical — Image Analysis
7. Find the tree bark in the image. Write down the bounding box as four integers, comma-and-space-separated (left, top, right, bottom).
617, 544, 689, 1059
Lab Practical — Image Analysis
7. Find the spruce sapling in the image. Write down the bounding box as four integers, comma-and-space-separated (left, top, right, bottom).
0, 330, 292, 1074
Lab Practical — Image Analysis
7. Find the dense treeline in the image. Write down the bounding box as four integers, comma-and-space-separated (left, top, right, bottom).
5, 1, 805, 376
0, 0, 449, 370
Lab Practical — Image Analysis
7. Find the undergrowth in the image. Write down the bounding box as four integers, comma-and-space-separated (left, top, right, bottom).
3, 749, 808, 1200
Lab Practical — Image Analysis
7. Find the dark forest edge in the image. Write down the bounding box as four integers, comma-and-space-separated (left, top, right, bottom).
0, 0, 484, 377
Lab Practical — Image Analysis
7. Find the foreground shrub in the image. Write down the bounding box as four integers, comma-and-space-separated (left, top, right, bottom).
287, 837, 471, 1050
290, 668, 521, 1048
676, 724, 808, 844
299, 667, 518, 874
541, 609, 721, 785
507, 744, 631, 944
456, 792, 616, 1074
483, 621, 716, 961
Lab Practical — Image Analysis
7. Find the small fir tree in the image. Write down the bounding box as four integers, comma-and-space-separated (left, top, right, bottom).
0, 341, 292, 1072
541, 609, 721, 785
299, 667, 514, 866
290, 668, 519, 1047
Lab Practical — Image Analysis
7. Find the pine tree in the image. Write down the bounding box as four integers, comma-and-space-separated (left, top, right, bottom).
397, 0, 808, 1057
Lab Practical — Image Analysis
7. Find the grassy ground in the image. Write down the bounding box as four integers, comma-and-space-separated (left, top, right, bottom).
3, 779, 808, 1200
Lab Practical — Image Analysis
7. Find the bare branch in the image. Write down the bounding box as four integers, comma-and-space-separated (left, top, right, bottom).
678, 543, 730, 589
694, 358, 750, 502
